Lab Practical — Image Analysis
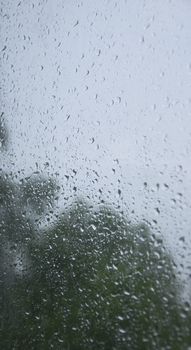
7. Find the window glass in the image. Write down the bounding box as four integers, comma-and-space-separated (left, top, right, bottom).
1, 1, 191, 349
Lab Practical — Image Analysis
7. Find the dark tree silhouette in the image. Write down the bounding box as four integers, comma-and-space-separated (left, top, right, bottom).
0, 113, 8, 151
0, 119, 190, 350
1, 201, 190, 350
0, 118, 57, 346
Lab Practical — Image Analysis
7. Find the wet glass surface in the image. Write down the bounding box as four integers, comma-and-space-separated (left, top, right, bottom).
0, 1, 191, 349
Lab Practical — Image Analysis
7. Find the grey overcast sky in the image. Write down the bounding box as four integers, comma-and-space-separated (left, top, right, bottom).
1, 0, 191, 293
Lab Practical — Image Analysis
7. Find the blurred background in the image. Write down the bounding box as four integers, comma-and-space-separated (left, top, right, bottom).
1, 2, 191, 348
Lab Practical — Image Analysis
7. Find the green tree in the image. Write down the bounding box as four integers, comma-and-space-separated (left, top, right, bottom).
0, 113, 8, 151
2, 201, 190, 350
0, 117, 57, 345
0, 118, 190, 349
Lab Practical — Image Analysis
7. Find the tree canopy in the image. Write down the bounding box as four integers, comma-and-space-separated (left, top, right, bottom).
0, 120, 190, 349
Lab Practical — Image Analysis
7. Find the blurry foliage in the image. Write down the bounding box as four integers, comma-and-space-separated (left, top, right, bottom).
0, 122, 191, 349
0, 113, 9, 151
